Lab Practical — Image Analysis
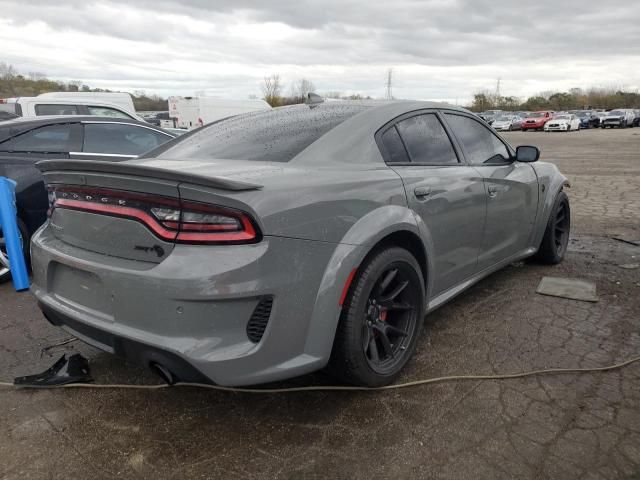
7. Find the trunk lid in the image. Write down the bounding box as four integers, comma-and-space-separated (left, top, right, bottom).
38, 159, 264, 263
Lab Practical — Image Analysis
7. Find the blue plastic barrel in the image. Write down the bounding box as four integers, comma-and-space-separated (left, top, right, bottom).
0, 177, 30, 291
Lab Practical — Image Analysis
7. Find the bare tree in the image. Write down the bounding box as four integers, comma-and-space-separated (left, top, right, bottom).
294, 78, 316, 101
68, 80, 83, 92
0, 62, 17, 79
28, 71, 46, 81
261, 74, 283, 107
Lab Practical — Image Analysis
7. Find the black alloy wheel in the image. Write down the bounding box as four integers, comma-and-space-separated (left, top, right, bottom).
362, 263, 420, 375
329, 247, 425, 387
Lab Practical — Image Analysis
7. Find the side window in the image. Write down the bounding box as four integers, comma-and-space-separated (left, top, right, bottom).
87, 106, 133, 119
379, 126, 410, 164
35, 104, 79, 116
444, 114, 510, 165
83, 123, 171, 155
394, 113, 458, 165
0, 124, 74, 152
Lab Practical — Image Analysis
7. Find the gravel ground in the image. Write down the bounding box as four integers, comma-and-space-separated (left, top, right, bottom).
1, 127, 639, 479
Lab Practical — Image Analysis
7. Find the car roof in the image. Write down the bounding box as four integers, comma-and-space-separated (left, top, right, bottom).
0, 116, 173, 142
272, 100, 472, 165
0, 115, 152, 127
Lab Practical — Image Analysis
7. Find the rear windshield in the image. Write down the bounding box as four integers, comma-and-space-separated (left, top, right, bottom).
155, 104, 369, 162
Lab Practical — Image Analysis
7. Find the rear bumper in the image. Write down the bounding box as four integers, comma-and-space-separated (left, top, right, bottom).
40, 302, 212, 383
30, 225, 353, 386
544, 124, 570, 131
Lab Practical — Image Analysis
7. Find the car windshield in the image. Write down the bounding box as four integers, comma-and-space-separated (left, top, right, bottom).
154, 103, 369, 162
495, 116, 514, 121
577, 112, 589, 117
555, 115, 570, 120
529, 112, 545, 118
609, 110, 624, 116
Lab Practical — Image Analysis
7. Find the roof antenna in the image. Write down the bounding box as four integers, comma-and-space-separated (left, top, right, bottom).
306, 93, 324, 108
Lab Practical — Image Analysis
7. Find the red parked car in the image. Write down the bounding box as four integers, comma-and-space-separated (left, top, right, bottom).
522, 111, 554, 131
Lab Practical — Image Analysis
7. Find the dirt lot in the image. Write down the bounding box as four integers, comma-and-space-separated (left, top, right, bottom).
1, 127, 639, 479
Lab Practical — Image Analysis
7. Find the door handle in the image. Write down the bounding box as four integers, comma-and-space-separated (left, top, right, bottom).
487, 185, 498, 197
414, 186, 431, 199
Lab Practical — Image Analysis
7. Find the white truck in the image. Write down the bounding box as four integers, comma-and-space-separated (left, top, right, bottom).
168, 97, 272, 130
0, 92, 144, 121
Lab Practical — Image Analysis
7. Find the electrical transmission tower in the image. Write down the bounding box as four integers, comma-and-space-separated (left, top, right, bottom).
385, 68, 393, 100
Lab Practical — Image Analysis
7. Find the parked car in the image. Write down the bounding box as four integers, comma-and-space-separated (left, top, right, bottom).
0, 92, 145, 122
522, 111, 554, 131
576, 111, 597, 129
632, 109, 640, 127
601, 109, 635, 128
478, 110, 502, 125
491, 114, 524, 131
145, 111, 171, 127
0, 116, 175, 282
30, 101, 571, 387
591, 111, 608, 128
544, 114, 581, 132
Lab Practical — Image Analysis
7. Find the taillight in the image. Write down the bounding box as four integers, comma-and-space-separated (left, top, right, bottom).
48, 186, 260, 245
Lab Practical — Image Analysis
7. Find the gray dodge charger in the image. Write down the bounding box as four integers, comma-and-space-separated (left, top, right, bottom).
30, 101, 570, 387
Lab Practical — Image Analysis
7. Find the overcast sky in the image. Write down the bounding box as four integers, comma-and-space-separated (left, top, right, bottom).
2, 0, 639, 103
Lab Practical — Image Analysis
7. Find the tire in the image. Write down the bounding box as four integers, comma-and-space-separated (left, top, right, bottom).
328, 247, 425, 387
0, 217, 30, 284
532, 191, 570, 265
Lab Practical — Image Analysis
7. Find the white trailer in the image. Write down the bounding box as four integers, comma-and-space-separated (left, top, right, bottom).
168, 97, 272, 130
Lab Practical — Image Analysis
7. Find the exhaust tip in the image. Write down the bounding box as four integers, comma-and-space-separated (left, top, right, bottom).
150, 362, 177, 385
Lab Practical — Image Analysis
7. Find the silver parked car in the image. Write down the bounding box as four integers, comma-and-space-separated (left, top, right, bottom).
491, 114, 524, 131
30, 101, 571, 387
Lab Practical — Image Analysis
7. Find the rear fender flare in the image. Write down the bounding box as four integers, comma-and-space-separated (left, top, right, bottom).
531, 163, 569, 248
302, 205, 432, 363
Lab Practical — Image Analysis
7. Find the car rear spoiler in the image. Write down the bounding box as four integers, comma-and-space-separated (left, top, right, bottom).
36, 159, 263, 191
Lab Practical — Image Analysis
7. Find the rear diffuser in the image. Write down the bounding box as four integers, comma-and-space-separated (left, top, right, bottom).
14, 354, 93, 387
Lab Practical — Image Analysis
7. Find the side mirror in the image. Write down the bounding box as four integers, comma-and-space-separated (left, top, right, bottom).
516, 145, 540, 162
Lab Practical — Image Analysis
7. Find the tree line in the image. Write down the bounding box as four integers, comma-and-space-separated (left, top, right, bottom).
470, 87, 640, 112
0, 62, 168, 111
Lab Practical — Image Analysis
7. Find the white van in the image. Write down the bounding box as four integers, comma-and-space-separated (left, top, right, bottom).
0, 92, 144, 121
168, 97, 271, 130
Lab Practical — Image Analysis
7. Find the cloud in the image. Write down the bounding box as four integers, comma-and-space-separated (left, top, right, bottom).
1, 0, 639, 102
